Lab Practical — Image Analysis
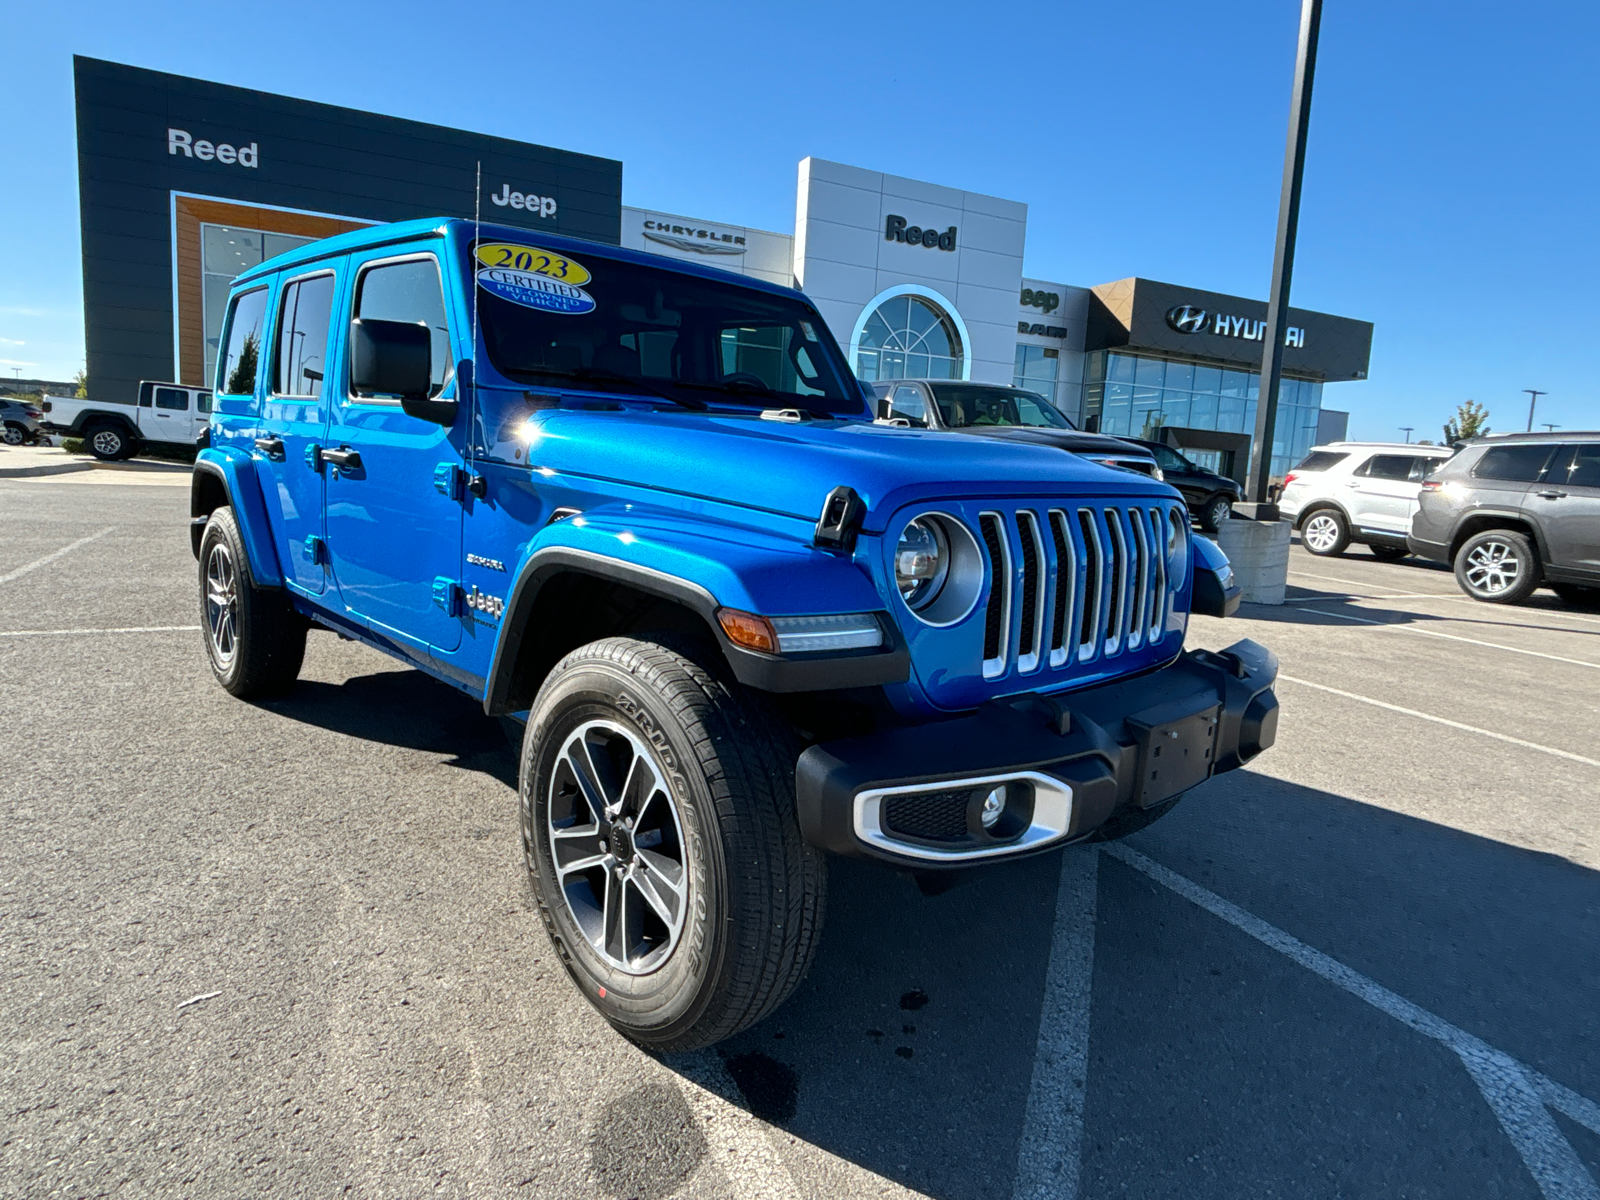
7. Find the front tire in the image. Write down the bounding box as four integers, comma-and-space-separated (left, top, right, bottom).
521, 636, 825, 1052
1300, 509, 1350, 556
1455, 529, 1541, 604
198, 507, 307, 697
1198, 494, 1233, 533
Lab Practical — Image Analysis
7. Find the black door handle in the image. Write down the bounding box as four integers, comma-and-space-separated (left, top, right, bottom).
254, 437, 285, 459
322, 447, 362, 469
1537, 490, 1568, 500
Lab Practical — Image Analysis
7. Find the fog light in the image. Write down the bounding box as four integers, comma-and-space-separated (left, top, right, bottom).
980, 785, 1007, 828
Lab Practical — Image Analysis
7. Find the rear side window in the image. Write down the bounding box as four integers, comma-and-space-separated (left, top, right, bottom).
274, 273, 336, 398
1294, 450, 1349, 472
1557, 444, 1600, 489
887, 385, 927, 426
1472, 444, 1554, 482
197, 392, 213, 414
1355, 454, 1421, 480
154, 386, 189, 411
352, 257, 452, 399
219, 287, 269, 396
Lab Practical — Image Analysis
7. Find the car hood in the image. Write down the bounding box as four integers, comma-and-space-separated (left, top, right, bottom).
954, 426, 1155, 458
505, 403, 1178, 531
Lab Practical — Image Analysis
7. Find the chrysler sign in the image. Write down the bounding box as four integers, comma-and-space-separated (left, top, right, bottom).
1166, 304, 1305, 348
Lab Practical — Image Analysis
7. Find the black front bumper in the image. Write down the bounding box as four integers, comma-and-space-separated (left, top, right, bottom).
795, 639, 1278, 867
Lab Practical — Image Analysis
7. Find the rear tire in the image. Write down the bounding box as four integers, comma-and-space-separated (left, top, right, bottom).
1454, 529, 1541, 604
1300, 509, 1350, 556
521, 635, 826, 1052
1369, 545, 1410, 562
85, 422, 135, 461
198, 507, 306, 697
2, 422, 25, 446
1198, 494, 1233, 533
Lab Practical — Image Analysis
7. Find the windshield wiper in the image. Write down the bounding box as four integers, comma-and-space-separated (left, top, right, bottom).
674, 379, 836, 419
509, 367, 707, 411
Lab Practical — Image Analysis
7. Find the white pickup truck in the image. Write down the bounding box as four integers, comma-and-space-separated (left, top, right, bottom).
40, 382, 212, 460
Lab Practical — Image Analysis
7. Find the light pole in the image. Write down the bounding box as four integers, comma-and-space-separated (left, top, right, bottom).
1400, 427, 1413, 443
1523, 389, 1546, 432
1245, 0, 1323, 518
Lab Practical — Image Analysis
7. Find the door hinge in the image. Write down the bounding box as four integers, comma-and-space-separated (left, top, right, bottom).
432, 576, 462, 616
304, 534, 326, 566
434, 463, 488, 501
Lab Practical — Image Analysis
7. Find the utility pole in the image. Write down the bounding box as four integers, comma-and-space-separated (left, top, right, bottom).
1244, 0, 1323, 518
1400, 427, 1413, 443
1523, 389, 1546, 432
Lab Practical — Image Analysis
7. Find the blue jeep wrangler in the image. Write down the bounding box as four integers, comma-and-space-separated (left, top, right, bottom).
192, 218, 1275, 1051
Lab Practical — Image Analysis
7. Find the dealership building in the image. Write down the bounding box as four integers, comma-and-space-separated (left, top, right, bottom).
73, 56, 1371, 479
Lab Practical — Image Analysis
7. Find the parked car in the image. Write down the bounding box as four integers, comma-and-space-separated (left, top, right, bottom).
870, 379, 1162, 479
194, 217, 1278, 1051
1277, 441, 1457, 559
1, 397, 49, 445
1408, 433, 1600, 605
1121, 438, 1244, 532
40, 381, 213, 460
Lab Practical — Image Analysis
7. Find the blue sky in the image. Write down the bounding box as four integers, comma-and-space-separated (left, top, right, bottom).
3, 0, 1595, 441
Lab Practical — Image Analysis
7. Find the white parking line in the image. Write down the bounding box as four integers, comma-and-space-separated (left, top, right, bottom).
1105, 844, 1600, 1200
0, 625, 200, 638
0, 527, 114, 585
1294, 606, 1600, 671
1279, 675, 1600, 768
1012, 847, 1099, 1200
1403, 591, 1600, 629
1289, 568, 1454, 596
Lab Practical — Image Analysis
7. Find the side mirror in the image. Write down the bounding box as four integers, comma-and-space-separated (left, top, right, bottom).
351, 318, 456, 426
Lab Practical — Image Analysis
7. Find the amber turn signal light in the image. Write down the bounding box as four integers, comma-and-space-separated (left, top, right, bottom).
716, 608, 778, 653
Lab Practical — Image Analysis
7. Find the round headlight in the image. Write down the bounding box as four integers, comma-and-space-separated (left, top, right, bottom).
896, 517, 950, 610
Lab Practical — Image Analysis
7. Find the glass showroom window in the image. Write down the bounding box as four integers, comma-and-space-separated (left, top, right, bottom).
201, 224, 315, 387
1013, 344, 1059, 398
855, 293, 963, 382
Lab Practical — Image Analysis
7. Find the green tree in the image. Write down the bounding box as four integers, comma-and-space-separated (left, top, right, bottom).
73, 368, 88, 399
1444, 399, 1490, 443
226, 332, 258, 396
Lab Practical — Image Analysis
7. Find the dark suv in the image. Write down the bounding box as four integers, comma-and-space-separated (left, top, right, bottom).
1122, 439, 1244, 532
1409, 433, 1600, 605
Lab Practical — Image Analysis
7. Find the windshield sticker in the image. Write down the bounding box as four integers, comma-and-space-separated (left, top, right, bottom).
799, 319, 819, 342
478, 266, 596, 315
473, 243, 591, 286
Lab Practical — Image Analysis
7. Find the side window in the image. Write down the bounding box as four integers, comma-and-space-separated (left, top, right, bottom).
1472, 445, 1554, 482
351, 257, 452, 399
1408, 456, 1444, 482
1358, 455, 1416, 480
197, 392, 214, 414
218, 287, 269, 396
1153, 445, 1188, 471
154, 386, 189, 411
138, 383, 154, 408
274, 273, 336, 398
888, 385, 928, 427
1559, 444, 1600, 489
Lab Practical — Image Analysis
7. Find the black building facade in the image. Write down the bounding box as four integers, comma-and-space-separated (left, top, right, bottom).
74, 56, 623, 404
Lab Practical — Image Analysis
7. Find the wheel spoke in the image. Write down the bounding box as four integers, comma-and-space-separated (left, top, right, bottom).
632, 853, 684, 927
564, 741, 609, 824
551, 825, 606, 876
602, 867, 630, 965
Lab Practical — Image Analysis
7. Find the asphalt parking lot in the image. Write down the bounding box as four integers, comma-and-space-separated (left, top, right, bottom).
3, 469, 1598, 1199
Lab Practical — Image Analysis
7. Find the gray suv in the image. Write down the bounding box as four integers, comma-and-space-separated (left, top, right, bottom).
1409, 433, 1600, 605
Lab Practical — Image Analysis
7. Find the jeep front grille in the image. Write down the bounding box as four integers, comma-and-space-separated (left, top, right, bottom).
978, 503, 1184, 681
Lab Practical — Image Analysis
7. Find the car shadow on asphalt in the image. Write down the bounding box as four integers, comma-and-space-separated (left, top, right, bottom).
1266, 583, 1600, 639
258, 664, 520, 789
667, 770, 1600, 1200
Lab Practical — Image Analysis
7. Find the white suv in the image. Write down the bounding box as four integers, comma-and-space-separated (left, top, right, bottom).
1279, 442, 1457, 559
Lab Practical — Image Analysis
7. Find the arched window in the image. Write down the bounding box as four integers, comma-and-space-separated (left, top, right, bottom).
851, 287, 966, 382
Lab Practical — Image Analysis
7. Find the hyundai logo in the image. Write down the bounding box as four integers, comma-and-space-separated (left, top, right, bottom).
1166, 305, 1208, 334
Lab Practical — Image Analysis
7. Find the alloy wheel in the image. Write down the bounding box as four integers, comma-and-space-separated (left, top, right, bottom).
2, 425, 23, 446
547, 718, 688, 975
1207, 497, 1231, 528
1304, 513, 1340, 553
92, 429, 122, 457
1464, 540, 1520, 596
204, 542, 239, 666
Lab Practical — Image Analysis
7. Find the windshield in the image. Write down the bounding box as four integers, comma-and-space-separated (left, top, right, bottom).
927, 383, 1075, 430
474, 240, 866, 415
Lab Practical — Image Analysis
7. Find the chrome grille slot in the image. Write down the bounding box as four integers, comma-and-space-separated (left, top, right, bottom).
1016, 510, 1046, 673
1047, 509, 1078, 669
1147, 507, 1169, 639
1102, 508, 1128, 656
1077, 508, 1102, 660
979, 513, 1010, 679
1126, 507, 1149, 652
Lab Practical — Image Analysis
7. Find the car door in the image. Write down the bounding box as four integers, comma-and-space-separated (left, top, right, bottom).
1525, 444, 1600, 577
1346, 454, 1423, 533
323, 247, 464, 652
144, 385, 194, 443
257, 267, 340, 594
